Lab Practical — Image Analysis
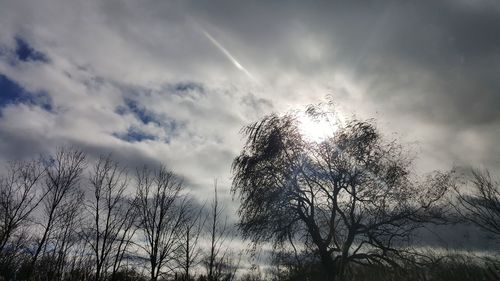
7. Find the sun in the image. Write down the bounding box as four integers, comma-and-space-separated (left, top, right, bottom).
297, 110, 338, 143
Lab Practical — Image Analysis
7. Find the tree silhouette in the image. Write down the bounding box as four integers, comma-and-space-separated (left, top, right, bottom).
31, 148, 86, 272
204, 181, 236, 281
232, 107, 453, 281
83, 156, 136, 281
0, 160, 45, 254
177, 198, 205, 281
454, 169, 500, 239
134, 166, 188, 281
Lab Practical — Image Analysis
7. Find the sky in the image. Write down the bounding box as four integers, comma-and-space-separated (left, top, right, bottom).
0, 0, 499, 249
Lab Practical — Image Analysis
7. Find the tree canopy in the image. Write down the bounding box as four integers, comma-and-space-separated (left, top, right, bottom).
231, 107, 453, 280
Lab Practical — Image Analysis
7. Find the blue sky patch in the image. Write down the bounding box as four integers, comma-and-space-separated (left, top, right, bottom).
115, 96, 185, 143
15, 37, 49, 63
0, 74, 24, 108
113, 127, 157, 143
116, 98, 160, 125
0, 74, 53, 113
172, 82, 204, 93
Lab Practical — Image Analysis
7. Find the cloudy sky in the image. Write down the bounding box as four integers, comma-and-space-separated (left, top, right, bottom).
0, 0, 499, 211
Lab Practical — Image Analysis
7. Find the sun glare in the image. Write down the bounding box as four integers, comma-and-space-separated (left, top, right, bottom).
298, 111, 338, 143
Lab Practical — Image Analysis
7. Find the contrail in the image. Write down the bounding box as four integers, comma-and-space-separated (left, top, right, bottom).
200, 28, 257, 82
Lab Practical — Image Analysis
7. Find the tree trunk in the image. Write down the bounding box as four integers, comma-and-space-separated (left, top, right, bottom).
319, 248, 336, 281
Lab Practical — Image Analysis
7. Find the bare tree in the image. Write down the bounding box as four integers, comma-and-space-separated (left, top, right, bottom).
31, 148, 86, 269
211, 251, 241, 281
0, 160, 45, 254
109, 197, 137, 281
454, 169, 500, 239
177, 199, 205, 281
134, 166, 187, 281
41, 190, 84, 281
84, 156, 135, 281
67, 235, 94, 281
232, 108, 453, 281
205, 181, 233, 281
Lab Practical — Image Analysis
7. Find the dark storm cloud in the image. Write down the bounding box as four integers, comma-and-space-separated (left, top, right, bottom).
187, 0, 500, 126
335, 1, 500, 127
165, 0, 500, 172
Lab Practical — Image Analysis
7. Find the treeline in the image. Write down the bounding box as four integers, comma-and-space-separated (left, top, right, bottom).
0, 148, 238, 281
1, 108, 500, 281
265, 250, 500, 281
229, 107, 500, 281
256, 169, 500, 281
